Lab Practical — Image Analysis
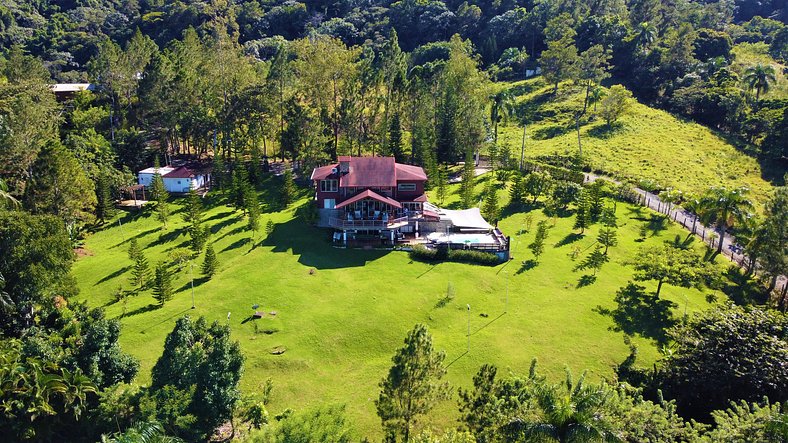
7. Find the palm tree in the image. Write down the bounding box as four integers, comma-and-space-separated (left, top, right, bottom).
490, 89, 516, 144
505, 370, 620, 443
634, 22, 657, 53
743, 63, 777, 103
699, 187, 755, 255
102, 421, 183, 443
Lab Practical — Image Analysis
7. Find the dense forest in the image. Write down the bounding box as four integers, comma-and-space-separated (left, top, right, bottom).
0, 0, 787, 441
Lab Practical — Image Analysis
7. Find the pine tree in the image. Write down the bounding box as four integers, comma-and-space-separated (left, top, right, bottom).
95, 175, 116, 223
436, 166, 448, 205
265, 219, 275, 237
150, 172, 170, 228
129, 250, 150, 290
231, 167, 251, 209
509, 173, 524, 206
597, 228, 618, 254
387, 112, 404, 161
482, 181, 499, 224
246, 189, 260, 240
202, 244, 218, 279
128, 237, 141, 261
576, 246, 609, 275
528, 220, 550, 262
601, 205, 618, 227
152, 261, 173, 306
280, 169, 296, 208
212, 154, 226, 193
183, 189, 208, 252
588, 181, 605, 221
461, 148, 475, 208
574, 190, 591, 233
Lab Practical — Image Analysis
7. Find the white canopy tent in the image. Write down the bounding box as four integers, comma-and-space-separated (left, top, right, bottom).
440, 207, 493, 231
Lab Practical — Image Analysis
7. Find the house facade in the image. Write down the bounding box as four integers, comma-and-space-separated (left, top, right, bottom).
138, 166, 210, 194
311, 156, 433, 240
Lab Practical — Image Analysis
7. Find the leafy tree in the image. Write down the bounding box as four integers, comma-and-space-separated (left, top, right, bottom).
631, 244, 710, 297
251, 405, 353, 443
183, 189, 208, 252
152, 262, 173, 306
657, 305, 788, 419
24, 141, 98, 229
600, 85, 633, 128
149, 316, 244, 440
489, 90, 515, 145
523, 171, 552, 204
202, 244, 218, 279
0, 211, 75, 335
528, 221, 550, 262
743, 63, 777, 103
578, 45, 611, 113
698, 187, 754, 254
758, 187, 788, 298
376, 324, 449, 442
550, 181, 582, 211
574, 190, 591, 233
539, 14, 580, 94
575, 246, 609, 275
482, 181, 499, 224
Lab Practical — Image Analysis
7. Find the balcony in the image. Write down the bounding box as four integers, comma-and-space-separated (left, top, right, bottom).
328, 215, 409, 230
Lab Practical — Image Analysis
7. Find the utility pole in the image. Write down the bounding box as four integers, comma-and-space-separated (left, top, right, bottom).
466, 304, 471, 353
190, 261, 195, 309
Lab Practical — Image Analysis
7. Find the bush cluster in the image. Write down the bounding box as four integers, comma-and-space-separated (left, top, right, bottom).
409, 245, 501, 265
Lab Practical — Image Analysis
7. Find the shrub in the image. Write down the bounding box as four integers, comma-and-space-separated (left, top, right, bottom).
409, 245, 501, 265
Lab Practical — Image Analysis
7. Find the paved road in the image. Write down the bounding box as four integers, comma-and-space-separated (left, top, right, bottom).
584, 172, 787, 294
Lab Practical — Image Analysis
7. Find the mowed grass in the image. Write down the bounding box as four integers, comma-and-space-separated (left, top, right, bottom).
72, 176, 735, 438
495, 78, 775, 206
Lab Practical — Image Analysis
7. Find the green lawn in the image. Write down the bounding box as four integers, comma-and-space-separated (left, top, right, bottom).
72, 177, 745, 438
495, 78, 776, 206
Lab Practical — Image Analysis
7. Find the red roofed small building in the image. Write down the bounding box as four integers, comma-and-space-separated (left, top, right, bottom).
138, 165, 210, 193
310, 156, 430, 239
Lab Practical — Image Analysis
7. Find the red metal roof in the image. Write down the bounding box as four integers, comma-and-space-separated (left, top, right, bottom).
395, 163, 428, 181
340, 157, 396, 187
335, 189, 403, 209
310, 157, 427, 187
163, 166, 196, 179
310, 164, 337, 181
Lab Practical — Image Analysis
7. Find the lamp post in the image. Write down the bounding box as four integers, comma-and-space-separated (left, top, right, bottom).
190, 261, 195, 309
466, 304, 471, 352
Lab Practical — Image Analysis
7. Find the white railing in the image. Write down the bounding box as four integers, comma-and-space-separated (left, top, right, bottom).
329, 216, 408, 229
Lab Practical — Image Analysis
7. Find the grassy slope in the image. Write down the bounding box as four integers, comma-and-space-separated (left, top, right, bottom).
71, 176, 742, 438
495, 78, 775, 206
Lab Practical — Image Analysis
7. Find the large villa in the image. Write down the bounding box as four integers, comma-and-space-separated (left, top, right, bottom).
310, 156, 510, 258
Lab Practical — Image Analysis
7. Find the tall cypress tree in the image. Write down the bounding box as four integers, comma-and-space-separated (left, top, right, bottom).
183, 189, 207, 252
202, 244, 218, 279
387, 112, 404, 162
461, 148, 476, 208
574, 190, 591, 233
130, 249, 150, 290
95, 174, 116, 223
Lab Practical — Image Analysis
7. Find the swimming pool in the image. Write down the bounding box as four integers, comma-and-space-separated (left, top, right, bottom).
427, 233, 498, 245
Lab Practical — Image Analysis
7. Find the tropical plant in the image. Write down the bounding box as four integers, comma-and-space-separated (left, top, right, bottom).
743, 63, 777, 103
489, 90, 515, 145
698, 187, 754, 254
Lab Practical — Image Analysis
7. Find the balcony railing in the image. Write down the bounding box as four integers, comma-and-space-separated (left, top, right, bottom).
329, 216, 409, 229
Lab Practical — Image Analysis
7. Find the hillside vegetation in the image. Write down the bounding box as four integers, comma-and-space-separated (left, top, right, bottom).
496, 78, 776, 205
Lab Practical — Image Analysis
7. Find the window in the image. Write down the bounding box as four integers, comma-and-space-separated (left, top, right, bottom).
320, 179, 338, 192
398, 183, 417, 192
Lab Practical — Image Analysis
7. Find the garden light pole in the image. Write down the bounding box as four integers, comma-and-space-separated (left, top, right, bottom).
190, 261, 195, 309
467, 304, 471, 352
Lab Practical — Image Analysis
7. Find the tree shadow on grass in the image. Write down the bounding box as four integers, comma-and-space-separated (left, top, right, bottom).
647, 215, 668, 237
720, 267, 768, 305
221, 237, 250, 253
204, 210, 236, 223
516, 259, 538, 275
261, 216, 389, 269
577, 274, 596, 288
594, 282, 677, 344
210, 216, 241, 236
587, 122, 625, 139
96, 266, 130, 285
175, 277, 208, 294
554, 233, 584, 248
123, 303, 160, 318
150, 229, 185, 247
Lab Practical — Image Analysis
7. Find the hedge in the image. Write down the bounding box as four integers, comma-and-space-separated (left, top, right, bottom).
409, 244, 501, 265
